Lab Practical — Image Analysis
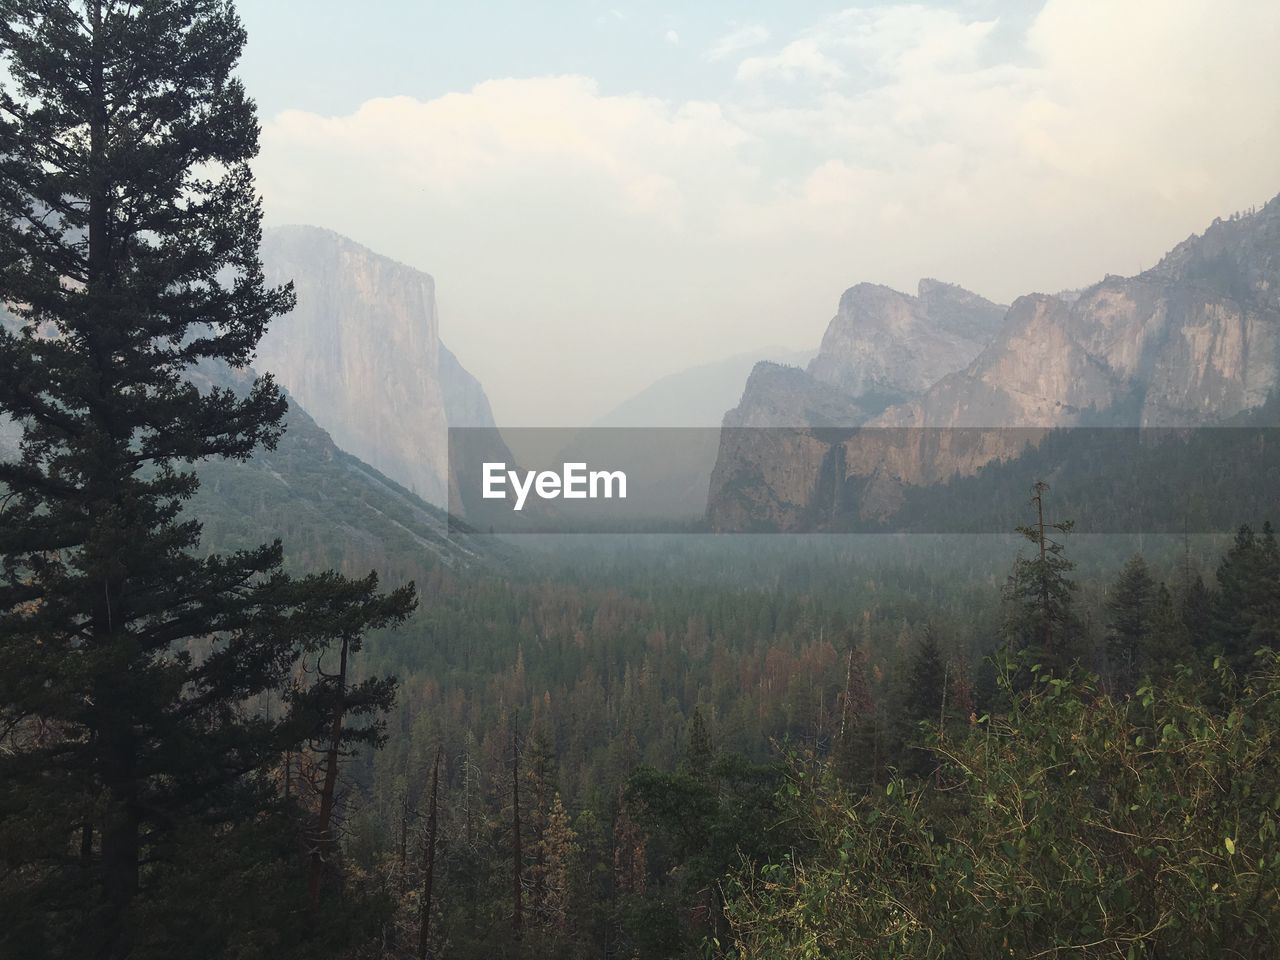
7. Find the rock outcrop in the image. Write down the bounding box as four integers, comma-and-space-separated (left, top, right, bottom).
807, 279, 1006, 407
708, 194, 1280, 530
258, 226, 506, 508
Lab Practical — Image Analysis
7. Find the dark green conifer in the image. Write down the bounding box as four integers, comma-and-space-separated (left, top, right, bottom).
1181, 573, 1216, 652
894, 624, 949, 778
1105, 555, 1156, 691
903, 624, 947, 728
833, 639, 878, 785
683, 707, 714, 779
0, 4, 415, 956
1213, 523, 1280, 666
1003, 481, 1078, 677
1146, 582, 1194, 677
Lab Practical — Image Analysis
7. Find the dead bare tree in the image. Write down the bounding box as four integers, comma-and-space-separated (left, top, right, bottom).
417, 744, 444, 959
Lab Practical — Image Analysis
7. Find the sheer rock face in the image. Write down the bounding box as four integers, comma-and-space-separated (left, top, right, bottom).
708, 194, 1280, 530
881, 198, 1280, 431
724, 362, 871, 430
258, 226, 502, 507
707, 363, 875, 531
807, 279, 1007, 407
707, 280, 1007, 528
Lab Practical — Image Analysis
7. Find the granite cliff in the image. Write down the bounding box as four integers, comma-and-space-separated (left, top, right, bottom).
258, 226, 506, 508
709, 195, 1280, 530
807, 279, 1006, 408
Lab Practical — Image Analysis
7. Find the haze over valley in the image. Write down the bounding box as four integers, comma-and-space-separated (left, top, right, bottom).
4, 4, 1280, 959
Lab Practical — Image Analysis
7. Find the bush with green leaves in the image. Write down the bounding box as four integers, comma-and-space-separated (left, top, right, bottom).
725, 654, 1280, 958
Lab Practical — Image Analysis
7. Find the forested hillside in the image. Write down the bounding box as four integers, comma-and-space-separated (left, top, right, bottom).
300, 519, 1279, 958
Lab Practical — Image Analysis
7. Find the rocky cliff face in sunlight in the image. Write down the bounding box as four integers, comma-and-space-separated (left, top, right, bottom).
708, 194, 1280, 531
707, 278, 1007, 528
807, 279, 1007, 407
258, 226, 505, 507
881, 213, 1280, 432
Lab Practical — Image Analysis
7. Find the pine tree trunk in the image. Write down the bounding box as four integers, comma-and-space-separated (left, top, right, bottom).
86, 4, 142, 953
839, 644, 854, 741
309, 635, 349, 907
1035, 482, 1053, 658
399, 792, 410, 893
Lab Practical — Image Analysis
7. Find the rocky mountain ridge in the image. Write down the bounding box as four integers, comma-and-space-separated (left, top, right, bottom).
807, 279, 1007, 407
708, 194, 1280, 530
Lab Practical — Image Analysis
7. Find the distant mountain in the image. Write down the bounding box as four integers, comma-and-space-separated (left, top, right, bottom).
1, 304, 490, 579
502, 348, 815, 523
592, 347, 815, 429
258, 226, 509, 508
708, 194, 1280, 531
807, 279, 1006, 409
706, 278, 1007, 528
189, 362, 488, 579
723, 361, 873, 429
879, 200, 1280, 432
719, 279, 1005, 436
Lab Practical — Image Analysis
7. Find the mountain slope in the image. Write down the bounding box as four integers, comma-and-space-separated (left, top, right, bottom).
1, 305, 489, 578
879, 198, 1280, 432
186, 357, 488, 577
189, 389, 486, 581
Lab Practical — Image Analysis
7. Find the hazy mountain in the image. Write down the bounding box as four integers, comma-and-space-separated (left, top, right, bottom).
593, 347, 815, 428
258, 225, 508, 508
708, 194, 1280, 531
505, 348, 815, 523
807, 279, 1006, 408
1, 303, 489, 576
876, 197, 1280, 433
723, 361, 873, 429
720, 279, 1006, 436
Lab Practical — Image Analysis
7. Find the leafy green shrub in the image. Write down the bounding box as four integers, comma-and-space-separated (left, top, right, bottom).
725, 654, 1280, 958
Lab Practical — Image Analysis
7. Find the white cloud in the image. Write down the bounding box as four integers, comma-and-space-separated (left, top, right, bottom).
257, 0, 1280, 426
706, 23, 770, 62
736, 5, 997, 87
736, 39, 848, 85
664, 29, 679, 46
819, 5, 998, 76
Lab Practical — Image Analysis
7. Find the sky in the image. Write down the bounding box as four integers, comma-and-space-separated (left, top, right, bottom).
237, 0, 1280, 427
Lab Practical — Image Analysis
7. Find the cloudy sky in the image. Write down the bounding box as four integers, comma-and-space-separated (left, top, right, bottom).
238, 0, 1280, 426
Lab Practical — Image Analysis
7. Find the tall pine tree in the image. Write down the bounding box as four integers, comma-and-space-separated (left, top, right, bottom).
1004, 481, 1078, 677
894, 624, 949, 779
0, 3, 415, 957
1105, 554, 1157, 692
1213, 523, 1280, 666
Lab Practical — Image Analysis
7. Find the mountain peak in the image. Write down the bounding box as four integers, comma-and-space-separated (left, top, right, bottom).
808, 277, 1006, 405
257, 227, 505, 507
